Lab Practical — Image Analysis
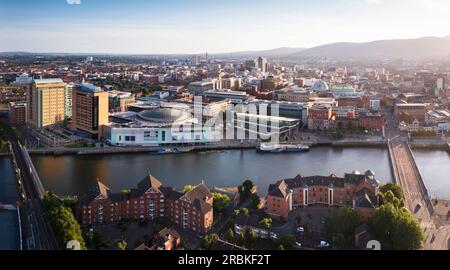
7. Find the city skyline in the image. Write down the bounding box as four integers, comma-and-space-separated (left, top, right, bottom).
2, 0, 450, 54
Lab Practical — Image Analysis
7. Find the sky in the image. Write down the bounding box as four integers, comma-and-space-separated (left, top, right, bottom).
1, 0, 450, 54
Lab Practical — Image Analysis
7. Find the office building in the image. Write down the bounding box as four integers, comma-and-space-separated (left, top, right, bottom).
256, 57, 268, 73
28, 78, 67, 129
71, 83, 109, 139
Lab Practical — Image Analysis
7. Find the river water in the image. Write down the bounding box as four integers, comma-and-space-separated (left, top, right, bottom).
31, 147, 395, 196
0, 157, 20, 250
29, 147, 450, 199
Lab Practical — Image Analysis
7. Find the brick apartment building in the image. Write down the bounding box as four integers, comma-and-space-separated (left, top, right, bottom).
8, 102, 27, 126
77, 174, 213, 234
266, 170, 380, 222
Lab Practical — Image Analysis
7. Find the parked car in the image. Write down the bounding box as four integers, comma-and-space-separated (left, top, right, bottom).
296, 227, 305, 240
315, 241, 330, 249
269, 232, 279, 240
295, 242, 302, 248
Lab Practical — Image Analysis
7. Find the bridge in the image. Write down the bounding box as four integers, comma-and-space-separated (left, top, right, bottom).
388, 136, 434, 218
2, 121, 59, 250
388, 136, 450, 250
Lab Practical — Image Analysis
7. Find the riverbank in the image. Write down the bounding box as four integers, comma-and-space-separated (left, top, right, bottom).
26, 137, 450, 156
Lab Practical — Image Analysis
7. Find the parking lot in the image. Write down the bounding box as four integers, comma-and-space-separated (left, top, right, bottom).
272, 206, 339, 248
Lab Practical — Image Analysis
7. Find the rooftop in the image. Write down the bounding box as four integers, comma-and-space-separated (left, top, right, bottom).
77, 83, 103, 93
33, 78, 64, 85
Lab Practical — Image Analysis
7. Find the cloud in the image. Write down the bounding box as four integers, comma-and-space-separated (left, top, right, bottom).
67, 0, 81, 4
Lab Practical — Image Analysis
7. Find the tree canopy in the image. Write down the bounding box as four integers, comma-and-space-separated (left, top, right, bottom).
43, 192, 86, 250
212, 192, 231, 213
369, 203, 424, 250
201, 234, 219, 250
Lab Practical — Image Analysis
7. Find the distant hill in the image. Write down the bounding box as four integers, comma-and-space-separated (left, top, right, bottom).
2, 36, 450, 60
292, 36, 450, 60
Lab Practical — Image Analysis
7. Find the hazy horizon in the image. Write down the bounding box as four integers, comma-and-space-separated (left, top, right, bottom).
2, 0, 450, 54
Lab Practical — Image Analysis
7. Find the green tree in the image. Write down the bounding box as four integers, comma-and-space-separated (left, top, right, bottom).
116, 240, 127, 250
379, 183, 405, 207
242, 180, 254, 194
212, 193, 231, 213
369, 203, 424, 250
182, 185, 195, 193
259, 218, 272, 230
324, 207, 359, 249
250, 194, 261, 209
43, 192, 86, 250
226, 228, 234, 243
278, 244, 285, 250
239, 208, 249, 216
201, 234, 219, 250
279, 234, 296, 250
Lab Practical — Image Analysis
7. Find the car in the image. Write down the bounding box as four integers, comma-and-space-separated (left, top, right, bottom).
295, 242, 302, 248
269, 232, 279, 240
316, 241, 330, 249
296, 227, 305, 233
414, 203, 422, 213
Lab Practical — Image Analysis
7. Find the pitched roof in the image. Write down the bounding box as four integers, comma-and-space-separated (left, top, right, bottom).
268, 171, 379, 198
180, 183, 213, 213
78, 181, 111, 205
131, 174, 162, 197
354, 188, 378, 209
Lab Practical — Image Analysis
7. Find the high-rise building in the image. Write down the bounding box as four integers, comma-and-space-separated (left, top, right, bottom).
28, 78, 67, 129
192, 54, 201, 65
71, 83, 109, 139
256, 57, 268, 73
436, 76, 446, 97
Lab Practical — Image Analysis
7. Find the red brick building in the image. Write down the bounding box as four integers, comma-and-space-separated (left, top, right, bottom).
266, 171, 379, 222
77, 174, 213, 234
308, 105, 334, 130
8, 102, 27, 126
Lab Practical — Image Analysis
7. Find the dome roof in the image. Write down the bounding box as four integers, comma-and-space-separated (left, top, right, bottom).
311, 80, 329, 92
138, 108, 192, 124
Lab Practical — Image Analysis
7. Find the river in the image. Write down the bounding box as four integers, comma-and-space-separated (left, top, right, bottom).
30, 147, 395, 196
0, 157, 20, 250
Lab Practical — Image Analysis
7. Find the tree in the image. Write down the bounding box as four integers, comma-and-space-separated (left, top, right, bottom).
369, 203, 424, 250
379, 183, 405, 208
242, 180, 254, 195
43, 192, 86, 250
116, 240, 127, 250
244, 231, 257, 249
226, 228, 235, 243
201, 234, 219, 250
324, 207, 359, 249
182, 185, 195, 193
212, 193, 231, 213
259, 218, 272, 230
250, 194, 261, 209
279, 234, 296, 250
278, 244, 285, 250
239, 208, 249, 216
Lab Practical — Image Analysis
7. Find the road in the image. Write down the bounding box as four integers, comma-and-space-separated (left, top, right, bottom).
3, 122, 59, 250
